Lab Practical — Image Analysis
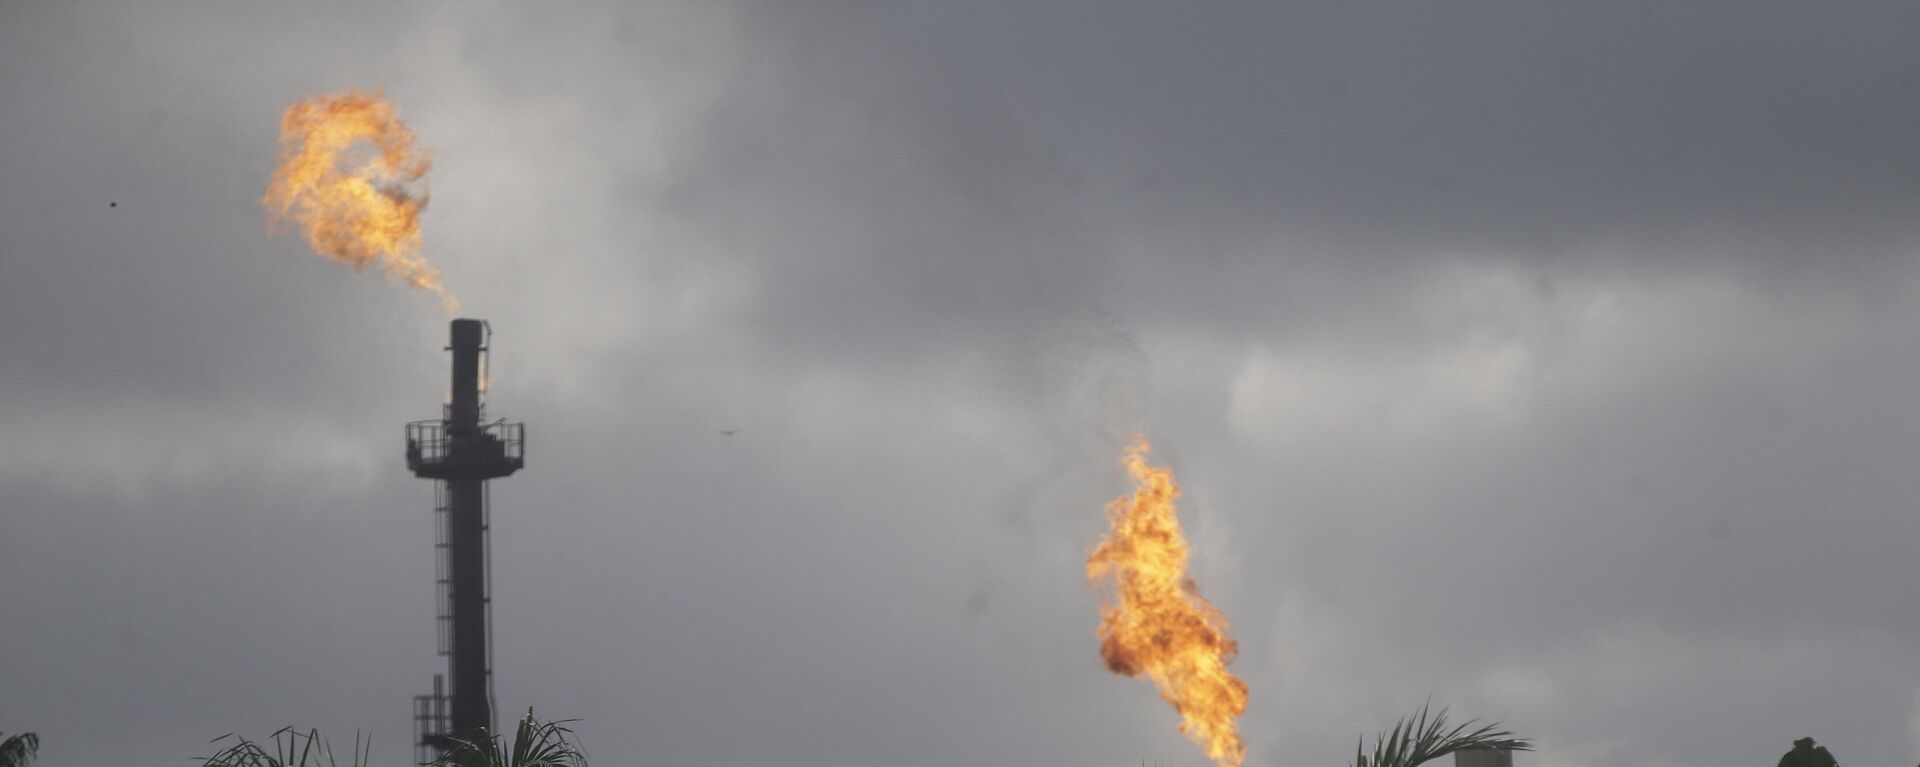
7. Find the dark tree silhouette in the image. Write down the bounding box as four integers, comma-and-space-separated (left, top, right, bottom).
194, 710, 582, 767
0, 733, 39, 767
430, 709, 587, 767
199, 727, 369, 767
1777, 737, 1838, 767
1351, 703, 1531, 767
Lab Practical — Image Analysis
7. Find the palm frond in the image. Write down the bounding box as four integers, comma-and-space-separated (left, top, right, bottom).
0, 733, 40, 767
197, 727, 370, 767
430, 709, 587, 767
1352, 701, 1532, 767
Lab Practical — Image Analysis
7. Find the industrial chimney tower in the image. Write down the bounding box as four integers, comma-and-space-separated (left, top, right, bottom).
406, 319, 525, 762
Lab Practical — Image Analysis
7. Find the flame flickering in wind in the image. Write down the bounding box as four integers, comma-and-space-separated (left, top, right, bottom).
263, 88, 456, 312
1088, 438, 1248, 767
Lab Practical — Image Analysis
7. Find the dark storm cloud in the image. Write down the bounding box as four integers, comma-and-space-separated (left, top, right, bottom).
695, 1, 1920, 341
6, 3, 1920, 767
852, 1, 1920, 248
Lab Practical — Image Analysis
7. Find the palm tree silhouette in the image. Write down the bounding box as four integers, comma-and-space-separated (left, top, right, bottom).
195, 709, 584, 767
1351, 703, 1531, 767
430, 708, 587, 767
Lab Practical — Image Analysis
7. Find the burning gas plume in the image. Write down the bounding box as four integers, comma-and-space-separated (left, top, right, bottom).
1087, 438, 1248, 767
263, 88, 456, 312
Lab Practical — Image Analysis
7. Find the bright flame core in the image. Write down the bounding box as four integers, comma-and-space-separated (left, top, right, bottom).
263, 88, 456, 312
1088, 438, 1249, 767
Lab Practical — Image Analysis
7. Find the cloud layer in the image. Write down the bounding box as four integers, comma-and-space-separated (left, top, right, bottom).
5, 3, 1920, 766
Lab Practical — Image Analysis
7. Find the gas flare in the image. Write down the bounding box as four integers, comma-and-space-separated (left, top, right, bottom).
1087, 438, 1248, 767
263, 88, 456, 312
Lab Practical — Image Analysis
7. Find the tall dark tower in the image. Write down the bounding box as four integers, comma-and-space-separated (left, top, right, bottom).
406, 319, 525, 762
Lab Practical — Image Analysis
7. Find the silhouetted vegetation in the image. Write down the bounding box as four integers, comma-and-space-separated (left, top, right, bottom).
195, 709, 583, 767
1777, 737, 1837, 767
1350, 703, 1531, 767
198, 727, 370, 767
428, 709, 586, 767
0, 733, 38, 767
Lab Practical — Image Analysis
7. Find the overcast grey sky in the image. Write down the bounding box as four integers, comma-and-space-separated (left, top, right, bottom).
6, 2, 1920, 766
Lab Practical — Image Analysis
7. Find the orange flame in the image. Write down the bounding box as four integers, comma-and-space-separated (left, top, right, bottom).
1088, 438, 1248, 767
263, 88, 456, 312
